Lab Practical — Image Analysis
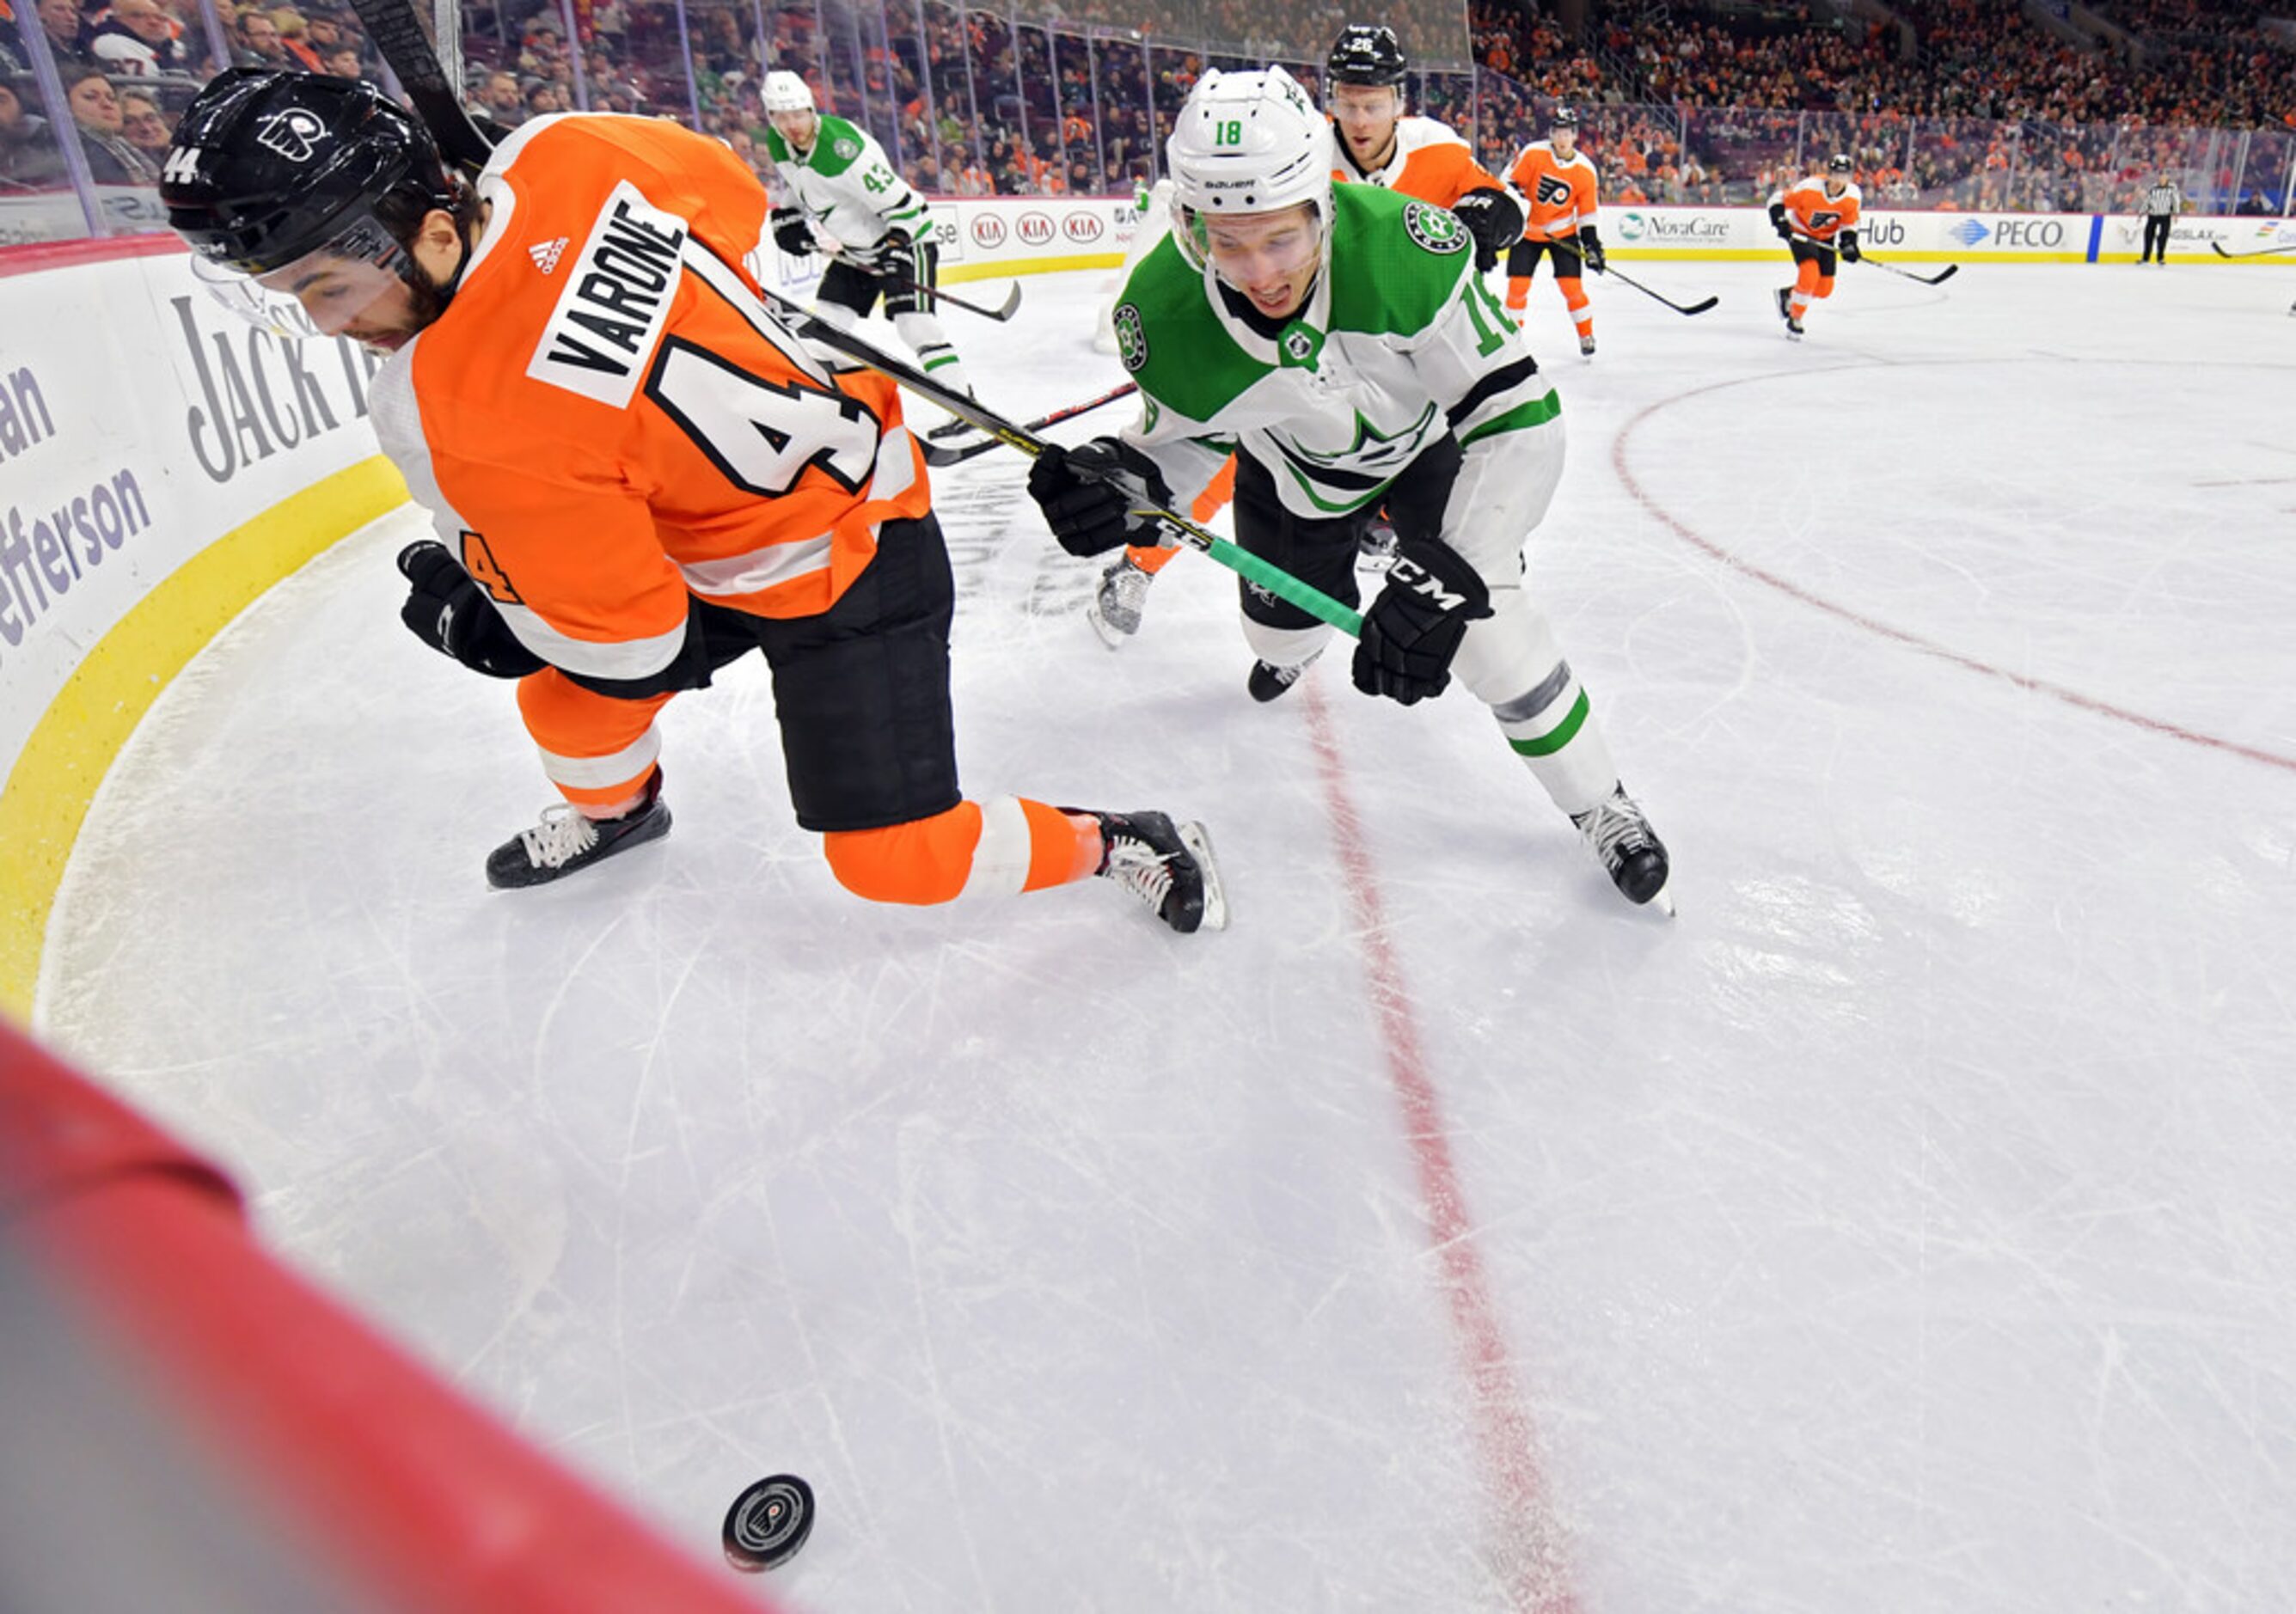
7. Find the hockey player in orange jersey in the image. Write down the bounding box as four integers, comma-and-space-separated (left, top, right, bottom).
158, 68, 1226, 930
1503, 107, 1604, 357
1768, 153, 1863, 339
1084, 24, 1524, 653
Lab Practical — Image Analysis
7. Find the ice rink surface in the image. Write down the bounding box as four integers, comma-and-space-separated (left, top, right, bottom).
38, 256, 2296, 1612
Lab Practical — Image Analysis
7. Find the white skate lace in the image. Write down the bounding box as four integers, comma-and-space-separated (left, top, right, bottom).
1099, 559, 1152, 627
1575, 795, 1650, 865
517, 804, 602, 870
1100, 835, 1177, 916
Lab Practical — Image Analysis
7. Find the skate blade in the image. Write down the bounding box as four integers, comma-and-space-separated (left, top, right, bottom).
1177, 819, 1229, 932
1086, 603, 1132, 650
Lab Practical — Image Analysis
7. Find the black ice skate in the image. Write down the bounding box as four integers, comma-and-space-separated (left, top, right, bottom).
487, 770, 671, 889
1578, 333, 1597, 358
1570, 784, 1673, 913
1774, 286, 1791, 322
1246, 646, 1322, 703
1079, 809, 1228, 932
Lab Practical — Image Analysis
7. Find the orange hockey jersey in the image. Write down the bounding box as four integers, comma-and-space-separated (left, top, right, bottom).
1505, 141, 1599, 241
1773, 177, 1863, 243
370, 113, 929, 690
1331, 114, 1506, 208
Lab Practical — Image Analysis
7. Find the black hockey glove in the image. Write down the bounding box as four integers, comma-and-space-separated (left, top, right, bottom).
848, 229, 911, 277
1027, 437, 1173, 558
1577, 224, 1607, 273
396, 541, 546, 680
1838, 230, 1861, 262
771, 206, 812, 259
1769, 203, 1793, 241
1350, 540, 1492, 706
1449, 186, 1522, 273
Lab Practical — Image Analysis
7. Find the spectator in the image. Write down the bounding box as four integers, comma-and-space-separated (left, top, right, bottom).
1, 76, 68, 186
478, 68, 526, 126
89, 0, 196, 77
38, 0, 95, 66
236, 7, 291, 67
272, 8, 324, 70
62, 64, 159, 182
118, 84, 174, 161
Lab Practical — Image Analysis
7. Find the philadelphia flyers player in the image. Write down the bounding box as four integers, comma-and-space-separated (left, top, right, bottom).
156, 69, 1226, 931
1769, 154, 1862, 339
1504, 107, 1602, 356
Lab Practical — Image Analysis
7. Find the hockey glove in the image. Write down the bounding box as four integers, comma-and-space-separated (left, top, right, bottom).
848, 229, 911, 277
396, 541, 546, 680
1577, 225, 1607, 273
1351, 540, 1493, 706
771, 207, 813, 259
1769, 203, 1793, 241
1027, 437, 1174, 558
1838, 230, 1861, 262
1449, 186, 1523, 274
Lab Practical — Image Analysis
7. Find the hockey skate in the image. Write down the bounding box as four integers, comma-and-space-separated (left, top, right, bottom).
1087, 552, 1154, 646
1246, 646, 1322, 703
1785, 316, 1804, 340
487, 771, 671, 889
1570, 783, 1673, 913
1774, 286, 1791, 322
1578, 334, 1596, 358
1080, 809, 1228, 932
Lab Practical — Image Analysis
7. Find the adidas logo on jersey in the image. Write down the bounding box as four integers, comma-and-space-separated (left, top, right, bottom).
529, 236, 570, 274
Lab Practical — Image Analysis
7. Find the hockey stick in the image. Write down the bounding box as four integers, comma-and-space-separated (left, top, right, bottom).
1594, 263, 1717, 316
922, 382, 1140, 467
343, 0, 494, 173
764, 295, 1362, 635
1851, 253, 1958, 285
351, 0, 1352, 635
823, 248, 1022, 321
890, 273, 1021, 321
2211, 240, 2296, 260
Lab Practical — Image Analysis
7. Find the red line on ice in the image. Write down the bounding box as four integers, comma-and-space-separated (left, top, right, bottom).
1301, 680, 1580, 1614
1612, 375, 2296, 777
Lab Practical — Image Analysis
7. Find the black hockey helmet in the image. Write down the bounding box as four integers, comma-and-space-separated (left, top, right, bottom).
1327, 24, 1407, 88
1551, 106, 1581, 131
1827, 151, 1852, 174
162, 67, 457, 273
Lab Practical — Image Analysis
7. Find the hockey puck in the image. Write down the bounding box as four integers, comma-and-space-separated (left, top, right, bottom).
722, 1473, 814, 1573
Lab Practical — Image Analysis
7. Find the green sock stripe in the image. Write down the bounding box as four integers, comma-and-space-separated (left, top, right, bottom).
921, 353, 962, 371
1507, 688, 1590, 756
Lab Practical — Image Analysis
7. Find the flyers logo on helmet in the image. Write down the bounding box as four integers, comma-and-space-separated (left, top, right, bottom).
254, 107, 327, 162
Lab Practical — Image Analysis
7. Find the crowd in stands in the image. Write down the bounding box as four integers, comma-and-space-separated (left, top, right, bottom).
3, 0, 2290, 237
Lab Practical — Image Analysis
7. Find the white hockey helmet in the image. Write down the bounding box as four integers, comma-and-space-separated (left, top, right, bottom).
1166, 66, 1333, 268
761, 70, 815, 114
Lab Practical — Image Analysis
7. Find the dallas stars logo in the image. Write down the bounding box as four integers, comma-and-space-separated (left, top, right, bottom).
1113, 304, 1148, 372
1403, 200, 1467, 255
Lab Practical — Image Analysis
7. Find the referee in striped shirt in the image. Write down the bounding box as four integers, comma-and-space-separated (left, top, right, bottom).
2140, 172, 2182, 264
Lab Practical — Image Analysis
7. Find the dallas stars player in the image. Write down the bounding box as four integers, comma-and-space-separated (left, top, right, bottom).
1026, 67, 1670, 908
760, 70, 974, 404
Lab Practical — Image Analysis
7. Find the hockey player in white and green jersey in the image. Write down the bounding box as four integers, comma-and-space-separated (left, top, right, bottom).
759, 70, 973, 398
1026, 67, 1670, 908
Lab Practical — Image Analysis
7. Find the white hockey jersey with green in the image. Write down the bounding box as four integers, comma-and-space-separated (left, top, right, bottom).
1111, 184, 1563, 580
761, 114, 929, 254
